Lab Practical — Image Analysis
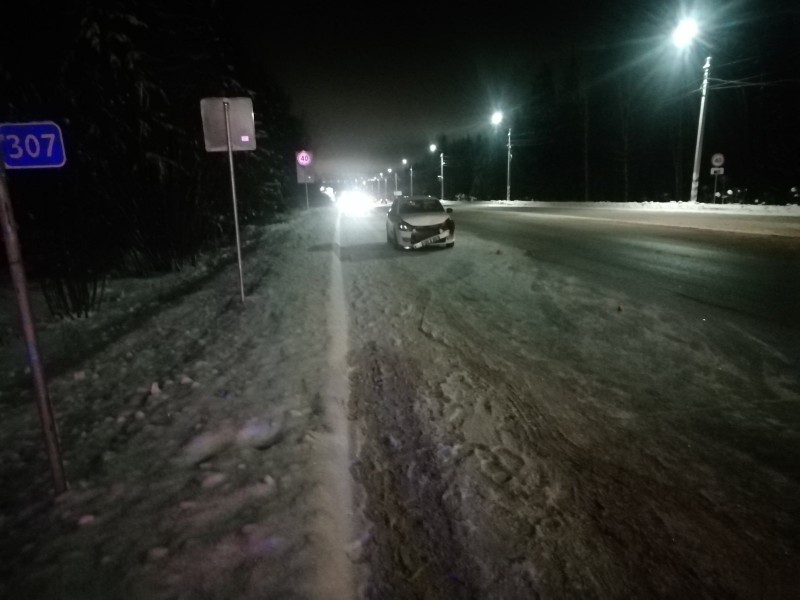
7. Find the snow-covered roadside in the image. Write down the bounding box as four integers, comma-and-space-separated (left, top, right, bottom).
0, 209, 361, 599
338, 207, 800, 598
3, 200, 798, 598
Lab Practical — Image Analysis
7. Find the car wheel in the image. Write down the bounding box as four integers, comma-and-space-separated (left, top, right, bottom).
386, 227, 392, 245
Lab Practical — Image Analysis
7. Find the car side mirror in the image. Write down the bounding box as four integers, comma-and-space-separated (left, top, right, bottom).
446, 207, 453, 213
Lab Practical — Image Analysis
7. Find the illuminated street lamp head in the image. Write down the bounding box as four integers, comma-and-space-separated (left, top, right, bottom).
673, 18, 698, 48
429, 144, 437, 152
387, 168, 392, 173
402, 158, 407, 165
491, 111, 503, 125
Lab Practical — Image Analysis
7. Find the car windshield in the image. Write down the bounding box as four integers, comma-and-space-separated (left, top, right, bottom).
399, 199, 444, 215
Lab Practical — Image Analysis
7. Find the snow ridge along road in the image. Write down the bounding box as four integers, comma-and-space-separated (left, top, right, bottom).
309, 210, 360, 599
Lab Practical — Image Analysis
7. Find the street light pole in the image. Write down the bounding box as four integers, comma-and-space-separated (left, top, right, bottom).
690, 56, 711, 203
506, 127, 512, 201
491, 111, 509, 200
410, 167, 414, 196
439, 152, 444, 200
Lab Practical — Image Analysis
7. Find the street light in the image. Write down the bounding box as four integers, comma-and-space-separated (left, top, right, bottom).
672, 18, 698, 48
388, 167, 397, 194
491, 111, 511, 201
674, 18, 711, 203
430, 144, 444, 200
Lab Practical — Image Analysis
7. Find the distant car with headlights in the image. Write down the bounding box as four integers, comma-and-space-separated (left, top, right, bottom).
386, 196, 455, 249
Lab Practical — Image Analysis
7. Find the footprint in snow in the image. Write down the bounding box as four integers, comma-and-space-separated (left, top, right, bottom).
236, 414, 286, 450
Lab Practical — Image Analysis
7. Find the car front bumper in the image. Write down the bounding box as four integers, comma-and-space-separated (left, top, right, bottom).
397, 224, 455, 249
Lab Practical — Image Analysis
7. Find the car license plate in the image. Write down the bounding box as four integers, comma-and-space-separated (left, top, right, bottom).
413, 231, 446, 248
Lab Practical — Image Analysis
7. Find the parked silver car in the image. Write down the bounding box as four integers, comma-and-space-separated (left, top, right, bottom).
385, 196, 455, 250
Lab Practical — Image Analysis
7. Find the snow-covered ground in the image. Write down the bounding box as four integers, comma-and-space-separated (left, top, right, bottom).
1, 216, 363, 598
1, 200, 799, 598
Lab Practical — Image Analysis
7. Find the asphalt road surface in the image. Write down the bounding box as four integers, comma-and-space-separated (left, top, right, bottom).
455, 205, 800, 355
338, 204, 800, 599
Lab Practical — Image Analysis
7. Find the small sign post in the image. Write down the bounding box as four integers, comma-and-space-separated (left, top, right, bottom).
710, 154, 725, 203
296, 150, 314, 209
200, 97, 256, 303
0, 121, 68, 495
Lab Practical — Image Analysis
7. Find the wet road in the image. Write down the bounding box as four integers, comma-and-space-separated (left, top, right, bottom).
455, 205, 800, 332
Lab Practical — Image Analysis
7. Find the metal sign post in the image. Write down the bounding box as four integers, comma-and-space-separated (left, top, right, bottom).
296, 150, 314, 209
710, 154, 725, 204
223, 101, 245, 303
200, 97, 256, 303
710, 167, 724, 202
0, 122, 68, 495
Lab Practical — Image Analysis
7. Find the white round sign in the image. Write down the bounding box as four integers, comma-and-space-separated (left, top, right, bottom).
296, 150, 312, 167
711, 153, 725, 167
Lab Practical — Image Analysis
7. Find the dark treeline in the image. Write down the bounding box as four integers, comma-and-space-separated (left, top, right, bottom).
1, 0, 305, 316
415, 1, 799, 204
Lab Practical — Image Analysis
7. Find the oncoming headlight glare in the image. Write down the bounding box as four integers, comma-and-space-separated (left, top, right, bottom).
338, 189, 375, 217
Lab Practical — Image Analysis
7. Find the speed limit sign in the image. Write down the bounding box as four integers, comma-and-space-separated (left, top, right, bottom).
296, 150, 312, 167
711, 153, 725, 167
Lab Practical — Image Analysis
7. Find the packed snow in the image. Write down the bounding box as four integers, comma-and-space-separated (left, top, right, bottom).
1, 200, 799, 598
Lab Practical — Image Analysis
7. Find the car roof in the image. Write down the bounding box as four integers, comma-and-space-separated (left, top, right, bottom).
401, 195, 438, 202
399, 196, 442, 206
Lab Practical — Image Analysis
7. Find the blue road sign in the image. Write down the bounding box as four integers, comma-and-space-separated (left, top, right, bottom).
0, 122, 66, 169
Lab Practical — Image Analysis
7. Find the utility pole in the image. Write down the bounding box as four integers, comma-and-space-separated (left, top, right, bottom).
506, 128, 512, 201
690, 57, 711, 203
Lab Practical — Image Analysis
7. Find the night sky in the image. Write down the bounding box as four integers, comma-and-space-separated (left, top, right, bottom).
236, 0, 798, 179
236, 0, 614, 176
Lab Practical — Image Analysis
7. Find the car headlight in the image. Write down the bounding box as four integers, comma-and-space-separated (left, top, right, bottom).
398, 222, 411, 231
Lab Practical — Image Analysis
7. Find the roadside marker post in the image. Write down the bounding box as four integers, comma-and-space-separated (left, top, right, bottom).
710, 154, 725, 204
0, 122, 68, 495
